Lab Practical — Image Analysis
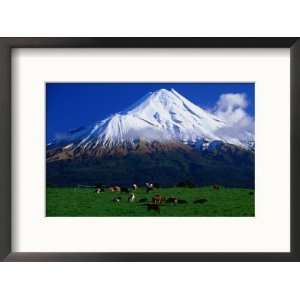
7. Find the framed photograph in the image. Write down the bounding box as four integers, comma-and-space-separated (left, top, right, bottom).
0, 38, 299, 261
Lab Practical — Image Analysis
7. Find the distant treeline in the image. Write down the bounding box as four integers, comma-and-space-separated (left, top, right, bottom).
46, 148, 254, 188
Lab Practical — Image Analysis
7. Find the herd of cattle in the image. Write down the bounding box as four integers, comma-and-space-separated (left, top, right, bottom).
94, 182, 212, 213
98, 182, 158, 194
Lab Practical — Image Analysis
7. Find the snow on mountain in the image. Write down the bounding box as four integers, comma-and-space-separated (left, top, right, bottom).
48, 88, 254, 151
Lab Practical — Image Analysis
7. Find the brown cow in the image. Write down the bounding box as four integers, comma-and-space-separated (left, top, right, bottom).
152, 194, 165, 204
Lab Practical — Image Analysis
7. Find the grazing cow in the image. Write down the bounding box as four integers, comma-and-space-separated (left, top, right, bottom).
177, 199, 187, 204
112, 196, 122, 203
146, 182, 154, 193
152, 194, 165, 204
212, 184, 220, 190
128, 193, 135, 203
108, 186, 115, 192
166, 197, 178, 204
95, 184, 104, 193
95, 187, 103, 194
146, 187, 153, 193
194, 199, 208, 204
146, 203, 160, 213
132, 184, 138, 190
121, 187, 130, 193
114, 186, 121, 192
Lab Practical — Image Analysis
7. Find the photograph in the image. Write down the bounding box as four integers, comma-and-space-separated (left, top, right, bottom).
46, 82, 255, 217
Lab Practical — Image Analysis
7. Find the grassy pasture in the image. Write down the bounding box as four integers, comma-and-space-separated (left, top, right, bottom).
46, 186, 255, 217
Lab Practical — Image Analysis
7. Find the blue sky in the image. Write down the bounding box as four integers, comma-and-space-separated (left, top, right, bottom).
46, 82, 255, 142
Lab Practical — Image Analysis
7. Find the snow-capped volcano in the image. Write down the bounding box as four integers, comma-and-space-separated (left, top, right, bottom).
48, 88, 254, 153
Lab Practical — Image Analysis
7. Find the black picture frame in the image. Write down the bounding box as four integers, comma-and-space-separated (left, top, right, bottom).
0, 37, 299, 262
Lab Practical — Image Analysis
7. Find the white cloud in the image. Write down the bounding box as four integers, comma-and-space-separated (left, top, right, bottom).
213, 93, 254, 141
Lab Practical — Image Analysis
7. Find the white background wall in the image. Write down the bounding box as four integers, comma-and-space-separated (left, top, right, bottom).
1, 0, 300, 299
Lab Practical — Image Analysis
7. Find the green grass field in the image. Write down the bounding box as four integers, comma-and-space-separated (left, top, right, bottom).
46, 186, 255, 217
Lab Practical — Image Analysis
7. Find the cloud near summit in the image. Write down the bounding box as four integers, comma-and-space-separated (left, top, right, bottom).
213, 93, 254, 140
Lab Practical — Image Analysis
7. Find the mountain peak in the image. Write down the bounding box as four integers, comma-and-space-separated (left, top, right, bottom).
125, 88, 183, 113
151, 88, 180, 98
150, 88, 183, 100
48, 88, 254, 152
153, 88, 170, 93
